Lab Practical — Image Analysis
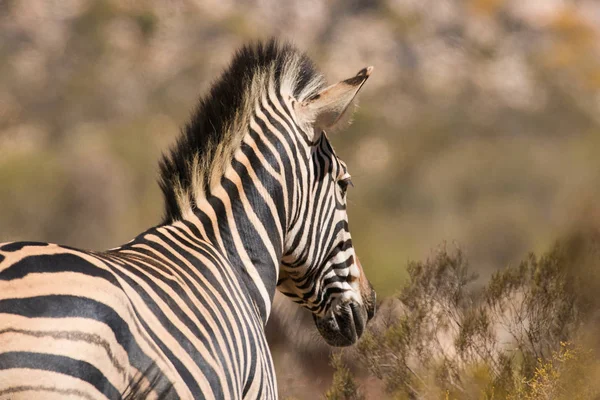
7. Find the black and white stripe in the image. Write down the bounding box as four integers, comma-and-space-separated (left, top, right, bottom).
0, 40, 375, 399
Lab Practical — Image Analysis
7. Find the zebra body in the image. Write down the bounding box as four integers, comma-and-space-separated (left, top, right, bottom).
0, 41, 375, 399
1, 232, 273, 399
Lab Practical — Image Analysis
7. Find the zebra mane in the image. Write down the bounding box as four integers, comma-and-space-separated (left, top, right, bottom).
159, 40, 325, 223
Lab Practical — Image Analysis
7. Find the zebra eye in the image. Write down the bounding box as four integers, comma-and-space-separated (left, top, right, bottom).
338, 176, 353, 194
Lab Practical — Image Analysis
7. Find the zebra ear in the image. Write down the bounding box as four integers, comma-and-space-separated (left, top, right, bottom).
301, 66, 373, 132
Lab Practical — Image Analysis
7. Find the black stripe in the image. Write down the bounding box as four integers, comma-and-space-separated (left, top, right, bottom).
0, 241, 50, 252
0, 328, 126, 375
163, 228, 252, 379
222, 177, 277, 306
132, 231, 241, 394
0, 295, 159, 386
241, 335, 258, 398
249, 120, 295, 220
0, 352, 120, 400
231, 158, 283, 251
159, 226, 263, 384
0, 253, 120, 285
246, 127, 281, 174
104, 259, 222, 399
201, 194, 270, 322
253, 111, 302, 217
239, 140, 286, 229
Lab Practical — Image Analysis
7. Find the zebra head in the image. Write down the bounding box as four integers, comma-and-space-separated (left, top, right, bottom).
278, 66, 376, 347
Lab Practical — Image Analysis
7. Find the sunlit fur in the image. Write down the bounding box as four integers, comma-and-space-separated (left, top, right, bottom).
0, 40, 374, 399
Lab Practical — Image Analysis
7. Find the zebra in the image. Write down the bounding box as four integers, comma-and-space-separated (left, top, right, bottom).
0, 40, 376, 399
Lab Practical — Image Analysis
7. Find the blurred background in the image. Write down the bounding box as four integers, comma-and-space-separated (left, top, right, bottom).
1, 0, 600, 398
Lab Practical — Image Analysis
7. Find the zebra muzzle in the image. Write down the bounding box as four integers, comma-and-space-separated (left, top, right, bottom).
313, 300, 368, 347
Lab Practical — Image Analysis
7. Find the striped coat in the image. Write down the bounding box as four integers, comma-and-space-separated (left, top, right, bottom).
0, 41, 376, 399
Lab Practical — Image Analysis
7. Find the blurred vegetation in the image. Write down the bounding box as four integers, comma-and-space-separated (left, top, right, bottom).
325, 354, 365, 400
326, 227, 600, 399
2, 0, 600, 398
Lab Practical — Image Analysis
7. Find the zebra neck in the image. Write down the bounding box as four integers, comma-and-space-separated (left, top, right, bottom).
184, 168, 288, 325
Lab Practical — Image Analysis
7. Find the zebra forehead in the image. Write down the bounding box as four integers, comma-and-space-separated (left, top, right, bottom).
159, 39, 326, 223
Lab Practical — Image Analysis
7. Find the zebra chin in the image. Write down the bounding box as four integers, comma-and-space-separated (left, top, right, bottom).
313, 301, 368, 347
